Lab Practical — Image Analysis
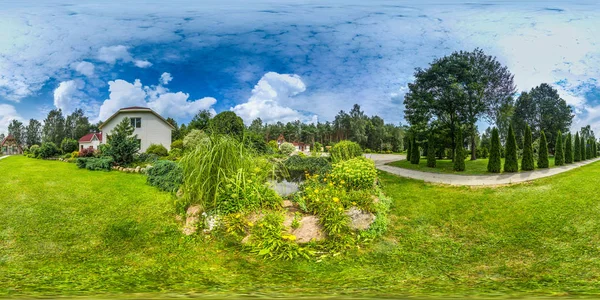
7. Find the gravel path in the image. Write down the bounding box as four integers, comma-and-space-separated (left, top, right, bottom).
366, 153, 600, 186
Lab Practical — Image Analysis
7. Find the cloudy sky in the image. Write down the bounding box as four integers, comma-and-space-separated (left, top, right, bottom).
1, 0, 599, 134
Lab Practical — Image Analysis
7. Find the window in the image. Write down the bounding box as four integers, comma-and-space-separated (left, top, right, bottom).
131, 117, 142, 128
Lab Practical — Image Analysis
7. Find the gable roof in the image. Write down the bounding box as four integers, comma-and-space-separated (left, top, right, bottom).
1, 134, 13, 146
79, 132, 102, 143
98, 107, 175, 130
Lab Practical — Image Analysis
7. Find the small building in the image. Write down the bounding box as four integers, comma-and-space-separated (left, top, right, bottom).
1, 135, 23, 155
78, 132, 102, 151
99, 106, 174, 152
276, 134, 310, 152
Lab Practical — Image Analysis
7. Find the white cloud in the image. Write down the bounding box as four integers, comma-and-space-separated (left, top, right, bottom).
231, 72, 315, 124
134, 60, 153, 68
53, 79, 87, 114
160, 72, 173, 85
97, 45, 132, 64
98, 79, 147, 121
148, 92, 216, 119
71, 61, 95, 77
0, 104, 23, 134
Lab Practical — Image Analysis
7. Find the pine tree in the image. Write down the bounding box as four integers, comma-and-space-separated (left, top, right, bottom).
574, 132, 581, 162
594, 140, 597, 158
406, 135, 412, 161
427, 132, 436, 168
587, 139, 593, 159
565, 133, 573, 164
410, 136, 420, 165
521, 125, 534, 171
504, 124, 518, 172
581, 135, 586, 161
538, 131, 549, 168
453, 127, 465, 171
554, 131, 564, 166
488, 127, 501, 173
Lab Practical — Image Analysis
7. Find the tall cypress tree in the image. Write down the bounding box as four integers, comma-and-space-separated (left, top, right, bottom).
574, 132, 581, 162
581, 135, 586, 161
521, 125, 534, 171
488, 127, 501, 173
406, 135, 412, 161
453, 127, 465, 171
504, 124, 518, 172
410, 136, 420, 165
427, 132, 436, 168
565, 133, 573, 164
554, 131, 564, 166
538, 131, 549, 168
594, 140, 597, 158
587, 139, 593, 159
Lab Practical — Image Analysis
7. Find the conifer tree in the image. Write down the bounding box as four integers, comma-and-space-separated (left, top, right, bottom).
410, 136, 420, 165
538, 131, 549, 168
587, 139, 593, 159
554, 131, 564, 166
453, 127, 465, 171
574, 132, 581, 162
427, 132, 436, 168
581, 135, 586, 161
521, 124, 534, 171
594, 140, 597, 158
488, 127, 501, 173
504, 124, 518, 172
565, 133, 573, 164
406, 135, 412, 161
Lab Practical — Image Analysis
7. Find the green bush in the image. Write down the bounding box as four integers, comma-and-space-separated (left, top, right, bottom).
406, 136, 412, 161
171, 140, 184, 150
146, 160, 183, 193
581, 136, 586, 161
330, 140, 362, 163
279, 142, 296, 156
146, 144, 168, 157
76, 157, 113, 171
167, 148, 183, 160
504, 124, 518, 172
565, 133, 573, 164
183, 129, 209, 151
410, 136, 420, 165
330, 157, 377, 190
39, 142, 60, 159
105, 118, 139, 166
29, 145, 41, 158
60, 138, 79, 154
244, 132, 270, 155
521, 125, 534, 171
426, 132, 436, 168
587, 139, 593, 160
209, 111, 245, 141
133, 153, 159, 163
488, 127, 501, 173
268, 140, 279, 152
554, 131, 564, 166
453, 127, 465, 172
538, 131, 549, 168
314, 142, 323, 152
574, 132, 581, 162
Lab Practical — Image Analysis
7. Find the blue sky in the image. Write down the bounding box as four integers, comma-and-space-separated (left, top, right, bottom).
1, 0, 600, 134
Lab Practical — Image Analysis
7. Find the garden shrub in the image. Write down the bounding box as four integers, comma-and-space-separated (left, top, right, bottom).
488, 127, 501, 173
167, 148, 183, 160
503, 124, 518, 172
268, 140, 279, 153
555, 131, 564, 166
183, 129, 209, 151
71, 151, 79, 158
364, 148, 372, 154
171, 139, 183, 150
521, 125, 534, 171
146, 144, 168, 157
39, 142, 60, 159
133, 152, 159, 164
574, 132, 581, 162
78, 148, 95, 157
146, 160, 183, 193
453, 127, 465, 172
284, 155, 331, 179
427, 132, 436, 168
279, 142, 296, 156
587, 139, 593, 160
538, 131, 549, 168
581, 136, 586, 161
105, 118, 139, 166
247, 212, 314, 260
330, 157, 377, 190
61, 138, 79, 154
76, 157, 113, 171
565, 133, 573, 163
410, 136, 420, 165
477, 147, 489, 159
314, 142, 323, 152
330, 140, 362, 163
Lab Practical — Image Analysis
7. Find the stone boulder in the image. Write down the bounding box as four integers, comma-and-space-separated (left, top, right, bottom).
345, 207, 376, 230
285, 214, 325, 243
182, 205, 202, 235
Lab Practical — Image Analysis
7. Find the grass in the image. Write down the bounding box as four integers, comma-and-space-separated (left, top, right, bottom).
2, 155, 600, 298
389, 156, 557, 175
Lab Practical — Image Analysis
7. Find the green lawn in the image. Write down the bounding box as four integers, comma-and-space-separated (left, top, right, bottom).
2, 155, 600, 298
390, 156, 556, 175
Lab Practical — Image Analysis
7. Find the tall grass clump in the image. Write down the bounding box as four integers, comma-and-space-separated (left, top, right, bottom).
330, 140, 362, 163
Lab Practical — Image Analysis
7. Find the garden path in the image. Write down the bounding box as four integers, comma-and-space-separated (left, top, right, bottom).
366, 153, 600, 186
0, 155, 9, 161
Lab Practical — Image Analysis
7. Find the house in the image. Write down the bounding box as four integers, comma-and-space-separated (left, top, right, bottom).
276, 134, 311, 152
1, 135, 23, 155
98, 107, 174, 152
78, 132, 102, 151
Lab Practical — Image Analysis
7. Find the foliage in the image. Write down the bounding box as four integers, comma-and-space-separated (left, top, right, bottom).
330, 157, 377, 191
28, 145, 41, 158
167, 148, 183, 160
64, 109, 91, 141
487, 127, 501, 173
146, 160, 183, 193
267, 140, 279, 152
503, 124, 518, 172
426, 132, 436, 168
42, 109, 66, 145
453, 127, 465, 172
188, 109, 212, 131
170, 139, 183, 150
330, 140, 362, 163
521, 125, 534, 171
554, 131, 564, 166
133, 153, 159, 164
314, 142, 323, 152
537, 131, 549, 168
210, 111, 245, 140
39, 142, 60, 159
60, 138, 78, 154
244, 132, 270, 155
247, 212, 313, 260
574, 132, 581, 162
105, 118, 139, 166
146, 144, 168, 157
8, 119, 25, 146
564, 133, 573, 164
71, 151, 79, 158
283, 155, 331, 179
76, 157, 113, 171
279, 142, 296, 156
183, 129, 209, 151
25, 119, 42, 147
410, 135, 420, 165
406, 135, 412, 161
580, 134, 586, 161
586, 139, 593, 160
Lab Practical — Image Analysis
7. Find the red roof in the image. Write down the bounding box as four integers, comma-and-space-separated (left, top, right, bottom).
79, 133, 102, 143
1, 134, 13, 146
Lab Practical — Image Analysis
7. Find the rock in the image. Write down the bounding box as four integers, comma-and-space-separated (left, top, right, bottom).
182, 205, 202, 235
282, 200, 299, 212
246, 211, 264, 223
345, 207, 376, 230
241, 234, 252, 244
141, 168, 146, 174
135, 166, 141, 173
290, 215, 325, 243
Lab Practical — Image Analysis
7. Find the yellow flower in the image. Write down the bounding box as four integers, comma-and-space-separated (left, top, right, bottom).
282, 234, 297, 241
340, 180, 346, 184
352, 202, 357, 205
338, 207, 343, 211
235, 213, 241, 218
247, 221, 254, 227
333, 197, 339, 203
323, 178, 327, 182
314, 189, 319, 194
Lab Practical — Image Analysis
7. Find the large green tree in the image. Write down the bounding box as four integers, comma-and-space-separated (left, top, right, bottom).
503, 124, 518, 172
410, 135, 420, 165
64, 109, 91, 140
581, 135, 586, 161
210, 111, 245, 140
521, 125, 534, 171
42, 109, 66, 145
8, 119, 25, 145
574, 132, 581, 162
427, 131, 436, 168
453, 127, 466, 171
188, 109, 212, 131
25, 119, 42, 147
488, 127, 501, 173
166, 118, 181, 142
